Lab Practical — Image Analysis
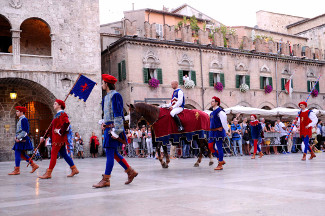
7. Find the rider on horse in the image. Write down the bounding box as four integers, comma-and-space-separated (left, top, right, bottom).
165, 81, 185, 132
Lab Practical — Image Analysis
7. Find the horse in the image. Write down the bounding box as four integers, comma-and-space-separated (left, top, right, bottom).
128, 103, 214, 168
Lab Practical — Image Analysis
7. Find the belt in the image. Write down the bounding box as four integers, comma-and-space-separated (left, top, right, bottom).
210, 127, 223, 131
104, 123, 114, 128
104, 124, 127, 145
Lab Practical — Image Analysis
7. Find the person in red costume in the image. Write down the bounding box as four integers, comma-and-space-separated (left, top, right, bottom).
297, 101, 318, 161
38, 99, 79, 179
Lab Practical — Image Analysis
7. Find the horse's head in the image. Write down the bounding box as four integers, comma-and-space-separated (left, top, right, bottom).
128, 104, 142, 129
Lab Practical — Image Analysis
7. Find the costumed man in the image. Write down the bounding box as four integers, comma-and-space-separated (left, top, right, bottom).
38, 99, 79, 179
297, 101, 317, 161
208, 97, 228, 170
166, 81, 185, 132
93, 74, 138, 188
8, 106, 39, 175
250, 114, 264, 159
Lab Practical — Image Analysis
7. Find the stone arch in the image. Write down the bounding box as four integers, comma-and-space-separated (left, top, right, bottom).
178, 54, 194, 70
308, 103, 323, 110
210, 60, 223, 70
260, 64, 270, 73
20, 17, 51, 56
237, 101, 252, 107
142, 50, 160, 69
184, 104, 196, 109
0, 14, 12, 53
185, 99, 202, 110
0, 78, 56, 161
258, 101, 276, 109
282, 102, 299, 109
204, 101, 229, 110
235, 62, 248, 71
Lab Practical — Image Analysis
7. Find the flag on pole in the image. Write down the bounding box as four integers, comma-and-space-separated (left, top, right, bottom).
69, 75, 96, 102
285, 75, 293, 97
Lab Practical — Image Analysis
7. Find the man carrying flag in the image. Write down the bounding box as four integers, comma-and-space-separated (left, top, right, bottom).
93, 74, 138, 188
38, 99, 79, 179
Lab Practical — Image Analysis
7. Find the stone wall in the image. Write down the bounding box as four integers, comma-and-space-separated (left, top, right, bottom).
0, 0, 102, 161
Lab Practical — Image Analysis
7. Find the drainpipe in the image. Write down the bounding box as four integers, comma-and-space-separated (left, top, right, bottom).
275, 55, 279, 107
199, 46, 204, 110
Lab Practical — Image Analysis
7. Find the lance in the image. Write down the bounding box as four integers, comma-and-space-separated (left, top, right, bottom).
285, 75, 321, 140
27, 74, 82, 167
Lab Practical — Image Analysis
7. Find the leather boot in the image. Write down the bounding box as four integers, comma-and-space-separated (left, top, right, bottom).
214, 162, 223, 170
251, 154, 256, 159
301, 153, 307, 161
67, 165, 79, 177
125, 167, 138, 184
92, 174, 110, 188
30, 161, 39, 173
258, 152, 264, 158
309, 151, 316, 160
219, 160, 226, 165
38, 169, 52, 179
8, 167, 20, 175
172, 114, 184, 132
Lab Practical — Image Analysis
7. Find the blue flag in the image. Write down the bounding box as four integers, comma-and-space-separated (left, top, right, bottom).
69, 75, 96, 102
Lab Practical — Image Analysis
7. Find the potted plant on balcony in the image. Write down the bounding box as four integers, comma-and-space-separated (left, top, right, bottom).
264, 85, 273, 94
148, 78, 160, 88
239, 83, 249, 93
311, 89, 318, 97
184, 80, 195, 89
214, 82, 223, 92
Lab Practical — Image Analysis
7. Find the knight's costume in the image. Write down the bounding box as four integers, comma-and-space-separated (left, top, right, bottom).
93, 74, 138, 188
8, 106, 39, 175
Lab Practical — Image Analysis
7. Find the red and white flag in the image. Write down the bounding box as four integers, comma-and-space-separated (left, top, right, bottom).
285, 75, 293, 97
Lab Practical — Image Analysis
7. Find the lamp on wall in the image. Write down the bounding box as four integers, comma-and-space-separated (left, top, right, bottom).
10, 89, 17, 100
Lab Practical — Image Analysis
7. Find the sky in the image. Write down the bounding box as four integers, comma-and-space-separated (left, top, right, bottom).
99, 0, 324, 27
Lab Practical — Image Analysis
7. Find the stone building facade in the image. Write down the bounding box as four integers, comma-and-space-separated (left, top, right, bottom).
0, 0, 102, 161
104, 36, 324, 114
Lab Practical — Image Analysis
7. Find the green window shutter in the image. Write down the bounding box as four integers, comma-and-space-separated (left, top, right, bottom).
143, 68, 149, 83
260, 76, 264, 89
118, 62, 122, 82
281, 78, 285, 90
178, 70, 183, 85
291, 79, 293, 88
235, 75, 240, 88
268, 77, 273, 88
191, 70, 196, 85
157, 68, 163, 84
209, 72, 214, 87
315, 82, 320, 92
121, 60, 126, 80
220, 73, 225, 87
307, 80, 310, 92
245, 75, 250, 88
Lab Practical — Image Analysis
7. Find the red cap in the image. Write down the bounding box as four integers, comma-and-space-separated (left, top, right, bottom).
102, 74, 117, 84
15, 106, 27, 113
55, 99, 66, 109
298, 101, 307, 107
212, 96, 220, 105
250, 114, 257, 120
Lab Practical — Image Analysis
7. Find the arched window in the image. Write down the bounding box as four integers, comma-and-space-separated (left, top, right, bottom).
0, 14, 12, 53
20, 18, 51, 56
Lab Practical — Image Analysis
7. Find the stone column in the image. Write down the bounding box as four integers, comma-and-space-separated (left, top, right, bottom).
10, 29, 21, 65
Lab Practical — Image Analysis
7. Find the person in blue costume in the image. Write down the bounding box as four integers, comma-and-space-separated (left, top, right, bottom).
93, 74, 138, 188
8, 106, 39, 175
249, 114, 264, 159
208, 96, 229, 170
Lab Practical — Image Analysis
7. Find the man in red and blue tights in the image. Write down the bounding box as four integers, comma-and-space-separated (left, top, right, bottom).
93, 74, 138, 188
249, 114, 264, 159
208, 96, 229, 170
297, 101, 317, 161
8, 106, 39, 175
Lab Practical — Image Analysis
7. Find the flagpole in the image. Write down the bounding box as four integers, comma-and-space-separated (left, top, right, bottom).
285, 75, 321, 140
27, 74, 83, 167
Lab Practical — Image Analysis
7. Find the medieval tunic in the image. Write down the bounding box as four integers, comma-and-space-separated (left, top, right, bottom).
12, 115, 33, 151
297, 109, 317, 138
45, 111, 70, 146
102, 90, 127, 148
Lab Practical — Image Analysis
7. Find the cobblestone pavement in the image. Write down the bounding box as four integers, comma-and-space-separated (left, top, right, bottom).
1, 153, 325, 216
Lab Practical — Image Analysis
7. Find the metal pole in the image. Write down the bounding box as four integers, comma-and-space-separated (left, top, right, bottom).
199, 46, 204, 110
275, 56, 279, 107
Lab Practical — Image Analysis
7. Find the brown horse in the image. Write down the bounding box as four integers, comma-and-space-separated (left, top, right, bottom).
129, 103, 214, 168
